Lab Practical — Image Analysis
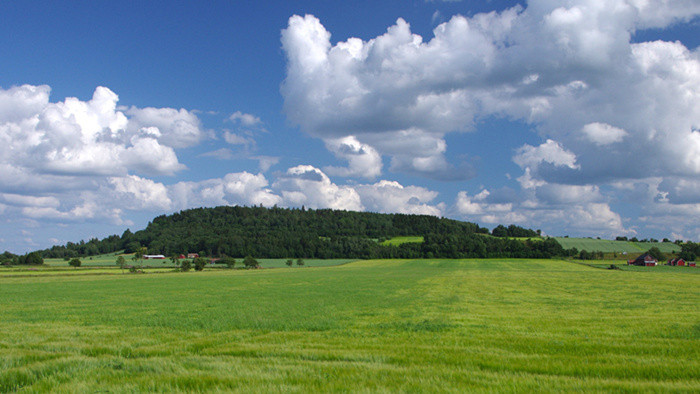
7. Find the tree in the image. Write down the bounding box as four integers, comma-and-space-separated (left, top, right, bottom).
116, 255, 126, 273
221, 257, 236, 269
132, 247, 147, 267
243, 255, 259, 269
296, 258, 304, 266
24, 252, 44, 265
491, 225, 508, 237
647, 247, 663, 261
169, 254, 179, 266
180, 259, 192, 272
69, 258, 81, 268
193, 257, 207, 271
285, 259, 293, 267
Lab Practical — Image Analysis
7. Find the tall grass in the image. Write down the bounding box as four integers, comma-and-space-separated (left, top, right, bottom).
1, 259, 698, 391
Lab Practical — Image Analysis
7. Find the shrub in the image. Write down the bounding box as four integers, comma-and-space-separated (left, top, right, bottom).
68, 258, 82, 268
243, 255, 259, 269
285, 259, 293, 267
296, 258, 304, 266
193, 257, 207, 271
221, 257, 236, 269
180, 259, 192, 272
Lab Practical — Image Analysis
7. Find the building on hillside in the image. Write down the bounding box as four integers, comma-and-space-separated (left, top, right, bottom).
667, 258, 685, 266
628, 253, 657, 266
144, 254, 165, 259
187, 253, 199, 259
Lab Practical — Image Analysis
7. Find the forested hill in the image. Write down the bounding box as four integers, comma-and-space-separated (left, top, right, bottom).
38, 205, 567, 259
133, 206, 485, 258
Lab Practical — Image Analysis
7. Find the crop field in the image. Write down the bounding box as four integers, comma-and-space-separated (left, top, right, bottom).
555, 237, 682, 254
380, 236, 424, 246
1, 259, 698, 392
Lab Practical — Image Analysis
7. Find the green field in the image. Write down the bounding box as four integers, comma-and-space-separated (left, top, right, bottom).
43, 253, 354, 269
380, 236, 424, 246
1, 259, 698, 391
555, 237, 682, 254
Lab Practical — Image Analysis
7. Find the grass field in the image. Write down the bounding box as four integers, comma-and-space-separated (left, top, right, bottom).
380, 236, 424, 246
43, 253, 355, 269
555, 237, 682, 254
1, 259, 698, 391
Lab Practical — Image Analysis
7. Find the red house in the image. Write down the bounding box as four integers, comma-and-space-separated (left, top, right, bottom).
689, 262, 696, 267
667, 258, 685, 266
628, 253, 657, 266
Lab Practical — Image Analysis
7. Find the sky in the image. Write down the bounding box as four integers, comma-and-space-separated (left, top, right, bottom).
1, 0, 699, 253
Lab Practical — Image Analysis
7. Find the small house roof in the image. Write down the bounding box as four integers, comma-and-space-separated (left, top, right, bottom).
632, 253, 657, 263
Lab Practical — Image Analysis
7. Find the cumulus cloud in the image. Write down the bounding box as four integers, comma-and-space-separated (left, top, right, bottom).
513, 139, 579, 171
455, 189, 627, 236
274, 165, 363, 211
355, 180, 443, 216
0, 85, 192, 182
280, 1, 700, 240
581, 122, 628, 146
229, 111, 262, 126
323, 136, 382, 179
126, 106, 207, 148
109, 175, 172, 211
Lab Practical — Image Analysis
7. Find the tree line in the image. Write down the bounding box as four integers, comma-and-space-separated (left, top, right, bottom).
17, 205, 577, 262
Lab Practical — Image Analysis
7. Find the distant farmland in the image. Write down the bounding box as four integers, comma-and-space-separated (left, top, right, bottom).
555, 237, 681, 254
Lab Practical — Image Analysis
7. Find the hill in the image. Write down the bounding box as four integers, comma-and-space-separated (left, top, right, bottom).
36, 206, 567, 260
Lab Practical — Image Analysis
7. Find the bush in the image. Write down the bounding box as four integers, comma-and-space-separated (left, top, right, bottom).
180, 259, 192, 272
221, 257, 236, 269
285, 259, 293, 267
243, 255, 259, 269
193, 257, 207, 271
68, 258, 82, 268
296, 258, 305, 266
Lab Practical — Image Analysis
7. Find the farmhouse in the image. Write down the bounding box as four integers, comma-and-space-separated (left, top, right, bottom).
667, 258, 685, 266
143, 254, 165, 259
628, 253, 657, 266
187, 253, 199, 259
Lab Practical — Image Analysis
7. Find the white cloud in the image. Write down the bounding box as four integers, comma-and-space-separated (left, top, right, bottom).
229, 111, 262, 126
323, 136, 382, 179
513, 139, 579, 170
581, 122, 628, 145
126, 106, 206, 148
0, 85, 189, 181
280, 2, 700, 241
455, 189, 627, 236
274, 165, 363, 211
2, 194, 60, 208
168, 172, 281, 210
355, 180, 442, 216
109, 175, 172, 211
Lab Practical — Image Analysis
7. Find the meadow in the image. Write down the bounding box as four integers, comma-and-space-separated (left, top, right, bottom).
379, 236, 424, 246
555, 237, 681, 254
1, 259, 698, 392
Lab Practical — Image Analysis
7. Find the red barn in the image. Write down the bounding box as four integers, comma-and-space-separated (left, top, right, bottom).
688, 262, 696, 267
667, 258, 685, 266
629, 253, 657, 266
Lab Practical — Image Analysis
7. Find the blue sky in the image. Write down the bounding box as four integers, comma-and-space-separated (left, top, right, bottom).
1, 0, 699, 253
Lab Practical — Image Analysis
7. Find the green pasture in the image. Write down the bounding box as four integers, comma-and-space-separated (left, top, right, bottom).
380, 236, 424, 246
555, 237, 681, 254
1, 259, 698, 392
575, 260, 699, 273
